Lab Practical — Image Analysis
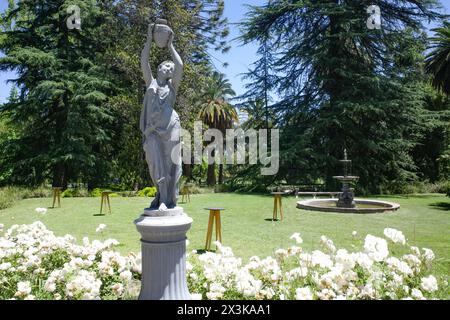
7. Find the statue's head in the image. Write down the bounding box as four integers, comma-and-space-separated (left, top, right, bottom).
157, 60, 175, 81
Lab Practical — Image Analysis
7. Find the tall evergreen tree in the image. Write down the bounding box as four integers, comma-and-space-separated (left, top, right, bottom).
0, 0, 119, 188
240, 0, 444, 193
238, 14, 275, 130
0, 87, 18, 185
413, 84, 450, 182
0, 0, 230, 189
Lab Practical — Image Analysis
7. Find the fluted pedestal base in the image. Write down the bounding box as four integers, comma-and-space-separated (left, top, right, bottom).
134, 207, 193, 300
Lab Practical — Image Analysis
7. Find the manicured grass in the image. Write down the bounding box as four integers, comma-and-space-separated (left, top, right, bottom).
1, 193, 449, 276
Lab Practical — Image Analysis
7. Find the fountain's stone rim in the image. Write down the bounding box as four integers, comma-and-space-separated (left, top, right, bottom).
297, 198, 400, 214
332, 176, 360, 180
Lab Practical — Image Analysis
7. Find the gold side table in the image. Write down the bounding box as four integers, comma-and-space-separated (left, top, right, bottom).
100, 191, 113, 215
181, 184, 192, 203
271, 192, 285, 221
204, 207, 225, 250
52, 187, 62, 208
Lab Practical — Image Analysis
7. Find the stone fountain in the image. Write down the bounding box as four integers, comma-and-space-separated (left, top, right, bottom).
297, 150, 400, 214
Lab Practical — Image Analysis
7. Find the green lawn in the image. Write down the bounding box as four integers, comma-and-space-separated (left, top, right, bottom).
1, 193, 449, 276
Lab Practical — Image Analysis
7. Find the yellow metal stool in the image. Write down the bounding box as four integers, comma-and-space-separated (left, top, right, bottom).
52, 187, 62, 208
271, 192, 285, 221
204, 207, 225, 251
181, 184, 192, 203
100, 191, 113, 215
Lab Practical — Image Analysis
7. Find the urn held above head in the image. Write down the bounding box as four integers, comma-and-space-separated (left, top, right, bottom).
152, 18, 172, 48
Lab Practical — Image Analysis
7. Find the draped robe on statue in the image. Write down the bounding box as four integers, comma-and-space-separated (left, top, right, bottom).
140, 79, 182, 209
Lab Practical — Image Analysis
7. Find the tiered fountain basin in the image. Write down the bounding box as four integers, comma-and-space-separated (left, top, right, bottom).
333, 176, 360, 182
297, 198, 400, 214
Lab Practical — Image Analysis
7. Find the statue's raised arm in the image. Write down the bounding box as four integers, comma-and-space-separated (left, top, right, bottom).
141, 23, 154, 88
167, 32, 183, 94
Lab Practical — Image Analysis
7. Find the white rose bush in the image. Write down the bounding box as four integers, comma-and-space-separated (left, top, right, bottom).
0, 222, 141, 300
188, 231, 448, 300
0, 221, 448, 300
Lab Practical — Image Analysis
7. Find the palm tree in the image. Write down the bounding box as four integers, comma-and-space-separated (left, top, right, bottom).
426, 22, 450, 95
239, 99, 276, 130
198, 72, 238, 185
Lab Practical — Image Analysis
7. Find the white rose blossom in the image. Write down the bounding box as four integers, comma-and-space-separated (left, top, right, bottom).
421, 275, 438, 293
320, 236, 336, 253
290, 233, 303, 244
383, 228, 406, 245
95, 224, 107, 233
411, 288, 425, 300
191, 293, 202, 300
15, 281, 32, 297
35, 208, 48, 215
364, 235, 389, 262
422, 248, 435, 267
296, 287, 313, 300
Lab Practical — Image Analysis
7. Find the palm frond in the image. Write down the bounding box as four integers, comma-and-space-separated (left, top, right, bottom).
426, 22, 450, 95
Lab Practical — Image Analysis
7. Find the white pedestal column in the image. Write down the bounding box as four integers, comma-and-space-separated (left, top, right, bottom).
134, 207, 193, 300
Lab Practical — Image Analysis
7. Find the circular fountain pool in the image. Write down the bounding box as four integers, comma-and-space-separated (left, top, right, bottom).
297, 199, 400, 214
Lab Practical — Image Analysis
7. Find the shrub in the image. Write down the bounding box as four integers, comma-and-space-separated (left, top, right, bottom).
21, 186, 53, 199
0, 187, 22, 210
90, 188, 103, 198
444, 182, 450, 198
137, 187, 157, 197
0, 186, 53, 211
382, 180, 450, 195
118, 191, 138, 198
89, 189, 120, 198
413, 181, 450, 194
181, 183, 209, 195
61, 188, 90, 198
214, 184, 233, 193
0, 222, 141, 300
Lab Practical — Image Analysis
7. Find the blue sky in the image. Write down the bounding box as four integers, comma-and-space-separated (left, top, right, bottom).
0, 0, 449, 104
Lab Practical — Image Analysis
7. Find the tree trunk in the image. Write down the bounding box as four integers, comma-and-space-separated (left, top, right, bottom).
183, 163, 192, 180
207, 148, 216, 186
207, 164, 216, 186
52, 163, 67, 189
218, 164, 224, 185
323, 0, 343, 189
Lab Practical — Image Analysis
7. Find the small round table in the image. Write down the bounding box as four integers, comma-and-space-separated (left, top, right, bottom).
271, 192, 285, 221
100, 191, 113, 215
204, 207, 225, 250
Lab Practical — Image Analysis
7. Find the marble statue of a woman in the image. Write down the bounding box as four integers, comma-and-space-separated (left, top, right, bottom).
140, 20, 183, 210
